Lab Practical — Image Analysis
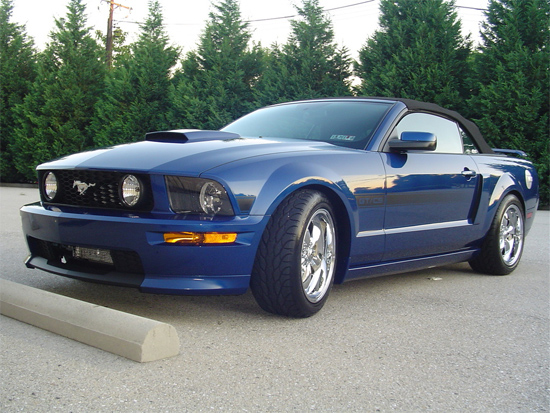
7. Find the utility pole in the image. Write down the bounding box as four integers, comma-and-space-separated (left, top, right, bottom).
105, 0, 131, 68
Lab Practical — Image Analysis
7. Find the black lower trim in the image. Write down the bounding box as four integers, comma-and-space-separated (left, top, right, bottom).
27, 237, 144, 274
25, 256, 145, 288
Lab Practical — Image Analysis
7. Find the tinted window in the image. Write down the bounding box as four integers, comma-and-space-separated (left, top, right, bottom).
391, 113, 463, 154
222, 101, 392, 149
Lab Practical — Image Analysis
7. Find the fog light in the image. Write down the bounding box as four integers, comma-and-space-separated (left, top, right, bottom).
164, 232, 237, 245
44, 172, 58, 201
121, 174, 141, 207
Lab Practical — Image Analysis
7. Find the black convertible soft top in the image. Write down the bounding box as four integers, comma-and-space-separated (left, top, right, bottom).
388, 97, 493, 154
357, 97, 493, 154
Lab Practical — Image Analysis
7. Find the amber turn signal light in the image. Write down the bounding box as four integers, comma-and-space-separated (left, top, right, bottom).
163, 232, 237, 245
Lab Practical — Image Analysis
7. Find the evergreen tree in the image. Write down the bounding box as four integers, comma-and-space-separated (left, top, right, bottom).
468, 0, 549, 205
171, 0, 264, 130
92, 0, 179, 147
255, 0, 352, 106
356, 0, 471, 111
0, 0, 36, 182
12, 0, 105, 180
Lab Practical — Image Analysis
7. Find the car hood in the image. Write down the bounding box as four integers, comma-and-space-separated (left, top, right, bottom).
38, 136, 352, 176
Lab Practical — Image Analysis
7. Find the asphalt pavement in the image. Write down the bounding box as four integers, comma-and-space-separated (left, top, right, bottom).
1, 186, 548, 412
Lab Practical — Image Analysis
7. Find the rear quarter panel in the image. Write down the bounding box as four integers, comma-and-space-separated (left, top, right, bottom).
471, 155, 539, 237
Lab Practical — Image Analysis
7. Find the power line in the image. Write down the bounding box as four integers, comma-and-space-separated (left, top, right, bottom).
242, 1, 488, 24
114, 0, 379, 26
456, 5, 487, 12
246, 0, 377, 23
114, 1, 487, 27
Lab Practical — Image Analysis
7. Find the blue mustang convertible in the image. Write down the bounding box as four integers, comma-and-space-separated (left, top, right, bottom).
20, 98, 539, 317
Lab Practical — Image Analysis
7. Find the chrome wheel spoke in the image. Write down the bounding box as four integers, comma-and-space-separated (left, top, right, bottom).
300, 208, 336, 303
498, 205, 523, 266
305, 263, 325, 296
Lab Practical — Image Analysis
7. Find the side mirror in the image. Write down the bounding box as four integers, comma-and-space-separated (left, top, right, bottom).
389, 131, 437, 152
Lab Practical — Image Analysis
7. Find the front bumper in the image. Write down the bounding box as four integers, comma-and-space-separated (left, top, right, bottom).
20, 202, 267, 295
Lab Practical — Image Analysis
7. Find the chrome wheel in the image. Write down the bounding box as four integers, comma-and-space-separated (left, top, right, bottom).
499, 204, 523, 267
251, 190, 338, 317
469, 194, 525, 275
300, 208, 336, 303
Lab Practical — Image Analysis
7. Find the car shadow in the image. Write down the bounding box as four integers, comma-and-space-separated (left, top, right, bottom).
31, 261, 480, 324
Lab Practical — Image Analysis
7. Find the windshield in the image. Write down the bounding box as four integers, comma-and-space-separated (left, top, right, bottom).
222, 100, 392, 149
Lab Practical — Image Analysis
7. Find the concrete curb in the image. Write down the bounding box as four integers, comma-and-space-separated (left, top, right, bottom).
0, 279, 180, 362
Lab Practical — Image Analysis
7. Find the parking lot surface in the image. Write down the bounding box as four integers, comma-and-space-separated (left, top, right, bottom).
1, 186, 549, 412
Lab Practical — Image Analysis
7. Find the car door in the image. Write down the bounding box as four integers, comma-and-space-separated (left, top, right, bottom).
380, 112, 481, 261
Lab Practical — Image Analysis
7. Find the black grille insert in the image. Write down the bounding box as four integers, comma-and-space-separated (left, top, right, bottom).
39, 170, 153, 211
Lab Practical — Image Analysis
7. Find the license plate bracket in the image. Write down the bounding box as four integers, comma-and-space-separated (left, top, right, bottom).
72, 246, 114, 265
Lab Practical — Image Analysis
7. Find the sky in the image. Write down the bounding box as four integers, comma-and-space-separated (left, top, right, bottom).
11, 0, 489, 60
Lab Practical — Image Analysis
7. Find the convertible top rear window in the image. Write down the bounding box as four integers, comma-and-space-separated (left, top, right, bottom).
222, 101, 392, 149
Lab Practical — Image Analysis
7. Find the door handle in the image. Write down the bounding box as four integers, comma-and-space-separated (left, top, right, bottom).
461, 168, 477, 180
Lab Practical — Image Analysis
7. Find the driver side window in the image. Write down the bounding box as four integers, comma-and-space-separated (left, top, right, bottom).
391, 113, 463, 154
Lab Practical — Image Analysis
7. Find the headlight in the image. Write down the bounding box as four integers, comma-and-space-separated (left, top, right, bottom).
200, 181, 226, 214
165, 176, 234, 216
44, 172, 58, 201
120, 174, 142, 207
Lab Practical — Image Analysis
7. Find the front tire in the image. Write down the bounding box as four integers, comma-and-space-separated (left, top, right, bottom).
251, 190, 337, 317
469, 194, 525, 275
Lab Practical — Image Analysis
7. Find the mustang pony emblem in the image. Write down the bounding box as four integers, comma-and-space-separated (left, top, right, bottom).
73, 180, 96, 195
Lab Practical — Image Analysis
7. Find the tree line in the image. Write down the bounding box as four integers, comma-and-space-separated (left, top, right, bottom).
1, 0, 548, 204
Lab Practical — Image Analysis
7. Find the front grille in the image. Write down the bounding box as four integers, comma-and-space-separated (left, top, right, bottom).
39, 170, 153, 211
28, 237, 144, 275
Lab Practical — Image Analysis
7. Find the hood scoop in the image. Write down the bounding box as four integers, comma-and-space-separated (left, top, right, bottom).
145, 129, 240, 143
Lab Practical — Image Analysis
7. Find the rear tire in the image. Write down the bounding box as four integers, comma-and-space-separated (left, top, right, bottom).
251, 190, 337, 317
469, 194, 524, 275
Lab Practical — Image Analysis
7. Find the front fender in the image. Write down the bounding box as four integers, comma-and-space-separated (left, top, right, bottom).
203, 154, 356, 217
249, 162, 353, 217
